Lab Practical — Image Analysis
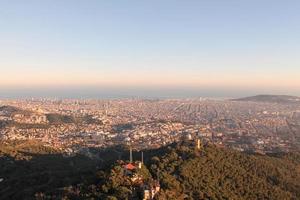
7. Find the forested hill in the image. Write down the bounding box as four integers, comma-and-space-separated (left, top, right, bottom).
232, 94, 300, 104
0, 140, 300, 200
149, 142, 300, 200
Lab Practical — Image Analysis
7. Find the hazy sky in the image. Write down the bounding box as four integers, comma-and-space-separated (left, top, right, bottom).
0, 0, 300, 97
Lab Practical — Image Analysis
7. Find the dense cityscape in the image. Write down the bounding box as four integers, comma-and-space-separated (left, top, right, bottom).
1, 96, 299, 154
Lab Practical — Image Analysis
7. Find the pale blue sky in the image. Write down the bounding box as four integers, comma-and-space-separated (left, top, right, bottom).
0, 0, 300, 97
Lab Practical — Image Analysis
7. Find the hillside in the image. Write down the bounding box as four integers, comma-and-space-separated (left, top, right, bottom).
232, 94, 300, 104
0, 105, 29, 116
0, 140, 98, 200
0, 140, 299, 200
150, 142, 300, 200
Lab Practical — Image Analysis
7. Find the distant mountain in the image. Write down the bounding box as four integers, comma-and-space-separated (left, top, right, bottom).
232, 94, 300, 104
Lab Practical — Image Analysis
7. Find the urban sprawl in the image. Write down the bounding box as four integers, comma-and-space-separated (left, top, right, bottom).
0, 98, 299, 154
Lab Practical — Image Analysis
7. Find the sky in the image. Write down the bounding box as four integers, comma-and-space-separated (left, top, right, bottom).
0, 0, 300, 98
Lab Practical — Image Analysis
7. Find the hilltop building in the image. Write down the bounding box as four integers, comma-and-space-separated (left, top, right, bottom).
120, 150, 160, 200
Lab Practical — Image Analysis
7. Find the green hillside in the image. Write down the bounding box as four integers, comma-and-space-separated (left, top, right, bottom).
0, 140, 97, 200
0, 140, 299, 200
149, 142, 300, 200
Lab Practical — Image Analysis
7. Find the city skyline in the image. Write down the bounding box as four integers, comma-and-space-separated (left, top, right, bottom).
1, 0, 300, 97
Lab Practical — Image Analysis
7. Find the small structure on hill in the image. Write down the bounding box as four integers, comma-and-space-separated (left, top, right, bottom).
142, 180, 160, 200
121, 147, 160, 200
196, 138, 201, 150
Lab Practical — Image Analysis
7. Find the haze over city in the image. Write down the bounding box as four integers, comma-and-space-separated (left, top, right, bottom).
1, 1, 300, 200
1, 0, 300, 98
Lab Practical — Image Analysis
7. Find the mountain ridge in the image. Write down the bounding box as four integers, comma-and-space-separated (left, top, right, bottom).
232, 94, 300, 104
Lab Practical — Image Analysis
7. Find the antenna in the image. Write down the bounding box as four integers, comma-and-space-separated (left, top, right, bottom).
141, 151, 144, 164
129, 146, 133, 163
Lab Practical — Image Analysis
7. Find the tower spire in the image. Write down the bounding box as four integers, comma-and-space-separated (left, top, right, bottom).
197, 139, 201, 150
129, 146, 133, 163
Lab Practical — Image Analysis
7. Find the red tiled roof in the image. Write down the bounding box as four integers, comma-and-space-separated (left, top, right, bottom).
124, 163, 136, 170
